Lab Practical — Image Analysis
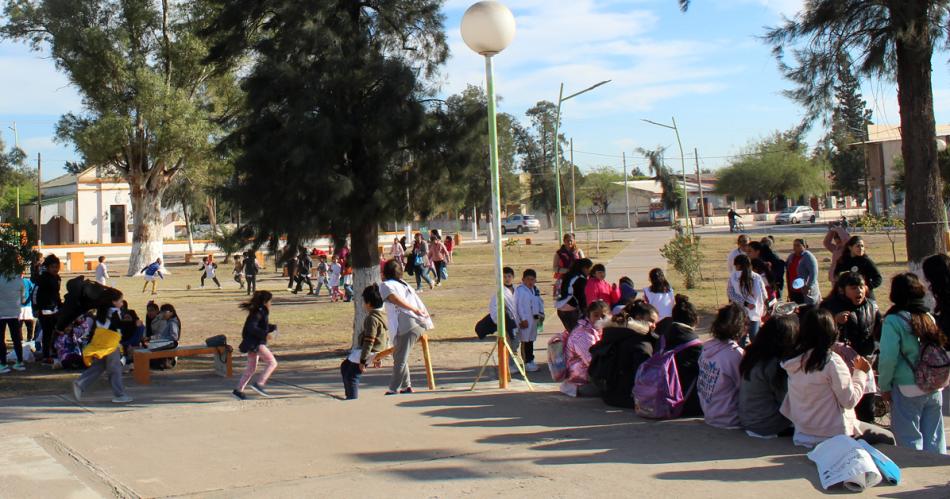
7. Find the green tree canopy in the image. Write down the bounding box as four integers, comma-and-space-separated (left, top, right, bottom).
580, 166, 623, 220
715, 131, 828, 203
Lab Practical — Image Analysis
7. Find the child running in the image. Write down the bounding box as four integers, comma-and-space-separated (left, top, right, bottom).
232, 255, 245, 289
233, 291, 279, 400
199, 256, 221, 289
141, 258, 164, 295
340, 285, 388, 400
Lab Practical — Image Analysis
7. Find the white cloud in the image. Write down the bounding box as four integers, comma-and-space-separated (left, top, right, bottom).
441, 1, 737, 119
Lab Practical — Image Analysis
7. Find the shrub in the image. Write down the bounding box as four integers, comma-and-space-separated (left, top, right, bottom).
660, 234, 704, 289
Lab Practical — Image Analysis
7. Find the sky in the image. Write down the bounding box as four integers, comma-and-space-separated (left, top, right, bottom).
1, 0, 949, 181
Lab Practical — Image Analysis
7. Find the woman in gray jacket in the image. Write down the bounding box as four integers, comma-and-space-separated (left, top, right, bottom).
738, 315, 797, 437
0, 272, 25, 372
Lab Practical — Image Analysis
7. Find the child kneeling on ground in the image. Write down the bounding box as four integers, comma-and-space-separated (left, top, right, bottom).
341, 285, 389, 400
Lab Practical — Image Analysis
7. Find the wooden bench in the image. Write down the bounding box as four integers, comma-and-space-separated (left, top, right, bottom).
132, 345, 233, 385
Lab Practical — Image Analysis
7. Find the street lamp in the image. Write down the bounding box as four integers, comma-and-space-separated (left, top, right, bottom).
642, 117, 692, 238
461, 1, 517, 389
553, 80, 611, 242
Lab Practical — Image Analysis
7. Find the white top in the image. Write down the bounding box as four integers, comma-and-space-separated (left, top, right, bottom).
329, 263, 342, 287
515, 283, 545, 342
203, 263, 217, 278
727, 271, 768, 322
727, 247, 744, 275
95, 262, 109, 285
379, 279, 433, 336
489, 285, 520, 326
642, 288, 675, 320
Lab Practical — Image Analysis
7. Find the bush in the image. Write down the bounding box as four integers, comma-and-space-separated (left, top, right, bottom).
855, 214, 905, 263
0, 218, 37, 277
660, 234, 704, 289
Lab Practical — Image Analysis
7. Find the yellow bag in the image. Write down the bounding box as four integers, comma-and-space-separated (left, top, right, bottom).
81, 327, 122, 367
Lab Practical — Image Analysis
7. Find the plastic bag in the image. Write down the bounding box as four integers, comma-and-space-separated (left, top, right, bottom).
807, 435, 882, 492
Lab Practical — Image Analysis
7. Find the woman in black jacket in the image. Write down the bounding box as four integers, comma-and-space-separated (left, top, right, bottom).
833, 236, 882, 297
555, 258, 593, 331
589, 301, 660, 408
35, 254, 63, 362
658, 294, 704, 417
233, 291, 278, 400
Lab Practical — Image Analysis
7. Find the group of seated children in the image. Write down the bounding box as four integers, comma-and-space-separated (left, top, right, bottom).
569, 268, 950, 455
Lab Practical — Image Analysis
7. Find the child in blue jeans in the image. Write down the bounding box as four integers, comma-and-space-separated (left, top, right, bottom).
341, 285, 388, 399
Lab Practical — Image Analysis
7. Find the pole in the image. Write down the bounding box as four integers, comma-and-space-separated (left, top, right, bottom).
670, 117, 693, 241
623, 151, 631, 229
484, 55, 509, 388
570, 138, 576, 234
36, 152, 42, 249
553, 83, 565, 243
16, 187, 20, 218
695, 148, 705, 225
472, 206, 478, 241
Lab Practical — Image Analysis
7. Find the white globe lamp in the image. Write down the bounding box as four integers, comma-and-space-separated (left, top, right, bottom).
460, 1, 516, 56
937, 138, 947, 152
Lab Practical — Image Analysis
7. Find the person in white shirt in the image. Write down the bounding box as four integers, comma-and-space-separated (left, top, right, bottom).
515, 268, 544, 372
642, 268, 675, 321
727, 234, 751, 276
95, 256, 109, 286
379, 260, 433, 395
489, 267, 521, 357
727, 254, 768, 345
328, 256, 343, 302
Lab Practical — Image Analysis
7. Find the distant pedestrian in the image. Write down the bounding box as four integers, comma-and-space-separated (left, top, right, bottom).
232, 255, 245, 289
727, 208, 742, 233
95, 256, 109, 286
243, 251, 260, 296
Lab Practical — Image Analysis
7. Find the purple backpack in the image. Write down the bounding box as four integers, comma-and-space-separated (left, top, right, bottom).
633, 336, 703, 419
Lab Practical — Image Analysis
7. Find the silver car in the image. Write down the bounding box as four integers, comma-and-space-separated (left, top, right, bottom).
501, 214, 541, 234
775, 205, 816, 224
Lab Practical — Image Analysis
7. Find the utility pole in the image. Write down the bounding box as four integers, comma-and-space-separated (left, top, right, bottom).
623, 151, 631, 229
695, 148, 705, 225
36, 152, 42, 248
569, 138, 576, 234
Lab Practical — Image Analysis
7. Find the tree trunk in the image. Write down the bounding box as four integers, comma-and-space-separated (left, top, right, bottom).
895, 10, 943, 269
126, 179, 165, 276
207, 197, 219, 237
486, 211, 494, 243
182, 201, 194, 254
350, 220, 380, 349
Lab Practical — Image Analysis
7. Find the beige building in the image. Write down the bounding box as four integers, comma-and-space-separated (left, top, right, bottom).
862, 124, 950, 215
20, 168, 182, 245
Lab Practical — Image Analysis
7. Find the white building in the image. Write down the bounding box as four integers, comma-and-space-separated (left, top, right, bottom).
20, 168, 182, 245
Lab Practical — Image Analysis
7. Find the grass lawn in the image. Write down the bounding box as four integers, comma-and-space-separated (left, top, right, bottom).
0, 238, 626, 398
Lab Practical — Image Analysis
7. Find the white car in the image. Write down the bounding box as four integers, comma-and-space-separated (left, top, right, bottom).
775, 205, 817, 224
501, 214, 541, 234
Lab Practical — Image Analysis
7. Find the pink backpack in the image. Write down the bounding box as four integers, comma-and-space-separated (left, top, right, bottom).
633, 336, 702, 419
547, 330, 571, 381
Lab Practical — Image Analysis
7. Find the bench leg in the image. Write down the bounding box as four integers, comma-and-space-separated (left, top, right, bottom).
420, 335, 435, 390
226, 350, 233, 377
133, 351, 151, 385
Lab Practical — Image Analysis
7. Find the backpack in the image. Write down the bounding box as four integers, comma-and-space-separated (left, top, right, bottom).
632, 336, 702, 419
897, 313, 950, 393
547, 330, 571, 381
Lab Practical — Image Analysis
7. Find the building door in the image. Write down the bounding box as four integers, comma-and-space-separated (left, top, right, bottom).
110, 205, 127, 243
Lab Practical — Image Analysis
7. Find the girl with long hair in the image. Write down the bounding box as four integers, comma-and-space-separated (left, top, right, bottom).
878, 273, 947, 454
727, 254, 767, 343
72, 287, 132, 404
780, 309, 893, 448
833, 236, 882, 297
233, 291, 278, 400
698, 303, 746, 429
738, 315, 796, 438
642, 268, 674, 321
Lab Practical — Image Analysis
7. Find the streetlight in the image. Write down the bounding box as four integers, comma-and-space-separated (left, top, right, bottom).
553, 79, 611, 242
461, 1, 517, 389
642, 117, 692, 238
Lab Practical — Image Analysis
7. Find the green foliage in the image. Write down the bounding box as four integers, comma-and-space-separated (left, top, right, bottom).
0, 218, 36, 278
581, 166, 623, 216
660, 234, 703, 289
822, 53, 873, 198
715, 130, 828, 202
855, 214, 905, 263
636, 145, 682, 215
210, 225, 247, 258
0, 134, 33, 219
520, 100, 570, 221
892, 150, 950, 202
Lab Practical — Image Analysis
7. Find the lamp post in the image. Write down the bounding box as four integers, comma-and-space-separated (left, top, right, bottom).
642, 117, 692, 239
462, 1, 517, 389
553, 80, 610, 242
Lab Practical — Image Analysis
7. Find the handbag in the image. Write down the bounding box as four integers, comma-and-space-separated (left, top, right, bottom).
475, 314, 497, 339
205, 335, 227, 347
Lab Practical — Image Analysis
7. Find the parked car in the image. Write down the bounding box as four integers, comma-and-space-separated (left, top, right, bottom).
501, 214, 541, 234
775, 205, 816, 224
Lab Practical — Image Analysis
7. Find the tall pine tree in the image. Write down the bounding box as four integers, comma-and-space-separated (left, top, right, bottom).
826, 53, 873, 201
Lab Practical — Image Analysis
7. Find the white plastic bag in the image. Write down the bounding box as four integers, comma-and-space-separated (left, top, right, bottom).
807, 435, 882, 492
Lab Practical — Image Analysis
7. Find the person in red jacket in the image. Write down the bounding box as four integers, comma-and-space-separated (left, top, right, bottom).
585, 264, 619, 307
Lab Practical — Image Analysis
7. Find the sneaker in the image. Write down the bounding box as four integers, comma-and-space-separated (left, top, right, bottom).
232, 389, 247, 400
399, 387, 414, 394
11, 363, 26, 372
72, 381, 83, 401
249, 382, 271, 397
384, 390, 398, 396
0, 365, 10, 374
112, 394, 133, 404
199, 285, 205, 289
286, 288, 294, 292
525, 362, 539, 372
